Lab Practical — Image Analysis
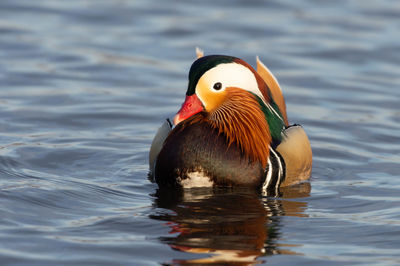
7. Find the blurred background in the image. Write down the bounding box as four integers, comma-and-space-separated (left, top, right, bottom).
0, 0, 399, 265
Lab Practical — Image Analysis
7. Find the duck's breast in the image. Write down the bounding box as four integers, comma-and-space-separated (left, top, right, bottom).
155, 118, 264, 188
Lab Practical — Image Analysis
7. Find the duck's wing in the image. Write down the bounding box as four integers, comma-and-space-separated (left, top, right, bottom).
276, 125, 312, 187
149, 119, 173, 173
196, 47, 204, 59
256, 57, 288, 126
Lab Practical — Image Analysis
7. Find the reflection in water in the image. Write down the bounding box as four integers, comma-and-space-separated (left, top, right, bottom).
151, 183, 310, 265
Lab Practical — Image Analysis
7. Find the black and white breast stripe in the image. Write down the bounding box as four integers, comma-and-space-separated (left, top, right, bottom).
262, 147, 286, 196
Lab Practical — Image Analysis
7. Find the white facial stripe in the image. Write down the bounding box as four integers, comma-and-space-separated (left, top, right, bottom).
195, 62, 284, 122
196, 62, 264, 100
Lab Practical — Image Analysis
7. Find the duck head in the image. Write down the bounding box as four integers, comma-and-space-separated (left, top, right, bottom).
172, 55, 287, 167
174, 55, 266, 125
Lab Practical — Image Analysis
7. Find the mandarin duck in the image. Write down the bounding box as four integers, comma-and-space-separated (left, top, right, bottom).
150, 49, 312, 194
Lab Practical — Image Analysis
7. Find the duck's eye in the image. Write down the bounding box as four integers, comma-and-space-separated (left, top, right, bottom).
213, 82, 222, 91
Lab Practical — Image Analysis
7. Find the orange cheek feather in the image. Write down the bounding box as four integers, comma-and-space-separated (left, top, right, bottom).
173, 94, 204, 125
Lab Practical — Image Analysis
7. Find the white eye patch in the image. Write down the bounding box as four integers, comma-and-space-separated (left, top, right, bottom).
195, 62, 284, 122
196, 62, 264, 100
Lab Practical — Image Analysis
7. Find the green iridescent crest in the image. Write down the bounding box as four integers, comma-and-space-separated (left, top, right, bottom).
186, 55, 237, 96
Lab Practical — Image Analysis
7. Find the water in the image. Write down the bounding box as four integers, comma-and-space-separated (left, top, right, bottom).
0, 0, 399, 265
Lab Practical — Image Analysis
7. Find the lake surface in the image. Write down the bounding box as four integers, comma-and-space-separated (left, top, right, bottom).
1, 0, 399, 265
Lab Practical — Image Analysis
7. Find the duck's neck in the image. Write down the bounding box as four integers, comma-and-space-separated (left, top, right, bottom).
207, 88, 271, 167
